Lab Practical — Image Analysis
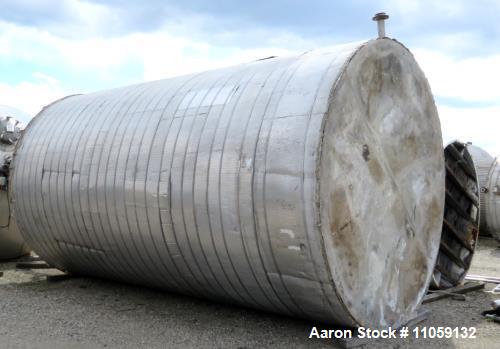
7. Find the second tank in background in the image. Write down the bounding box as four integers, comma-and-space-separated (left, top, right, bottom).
432, 141, 479, 289
469, 145, 500, 242
0, 110, 30, 259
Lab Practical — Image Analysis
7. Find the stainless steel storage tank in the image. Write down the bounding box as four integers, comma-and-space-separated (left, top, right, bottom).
469, 145, 500, 242
11, 38, 445, 328
431, 141, 479, 289
0, 111, 30, 259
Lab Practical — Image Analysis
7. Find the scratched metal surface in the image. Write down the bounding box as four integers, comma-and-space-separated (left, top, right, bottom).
11, 38, 445, 328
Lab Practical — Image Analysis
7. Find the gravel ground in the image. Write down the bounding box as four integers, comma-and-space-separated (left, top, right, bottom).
0, 237, 499, 349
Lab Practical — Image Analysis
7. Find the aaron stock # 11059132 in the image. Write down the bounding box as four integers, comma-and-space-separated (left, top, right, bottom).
309, 326, 398, 339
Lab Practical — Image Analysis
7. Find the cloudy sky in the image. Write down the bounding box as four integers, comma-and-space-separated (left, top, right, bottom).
0, 0, 499, 154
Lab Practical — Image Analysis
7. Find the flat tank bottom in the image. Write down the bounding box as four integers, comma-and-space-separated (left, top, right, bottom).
11, 38, 444, 328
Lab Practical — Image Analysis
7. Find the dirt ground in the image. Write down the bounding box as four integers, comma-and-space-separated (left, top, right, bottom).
0, 237, 499, 349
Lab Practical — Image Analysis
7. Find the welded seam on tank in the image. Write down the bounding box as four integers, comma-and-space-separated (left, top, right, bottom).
176, 74, 238, 298
35, 98, 97, 268
206, 68, 270, 307
12, 103, 61, 262
78, 85, 162, 284
50, 96, 107, 273
181, 71, 258, 303
111, 80, 195, 289
259, 52, 317, 316
57, 90, 136, 277
21, 100, 84, 266
155, 76, 232, 296
300, 52, 357, 319
234, 59, 302, 315
213, 69, 278, 308
130, 75, 208, 294
163, 74, 233, 297
55, 92, 124, 275
74, 86, 153, 280
150, 75, 231, 295
66, 87, 147, 279
101, 80, 198, 289
66, 88, 145, 277
201, 69, 286, 307
86, 82, 176, 286
73, 89, 153, 279
253, 55, 315, 315
11, 99, 74, 264
215, 65, 293, 311
15, 100, 74, 263
314, 42, 368, 326
108, 82, 193, 287
127, 83, 192, 288
221, 61, 304, 312
153, 72, 235, 298
23, 96, 86, 265
118, 82, 190, 288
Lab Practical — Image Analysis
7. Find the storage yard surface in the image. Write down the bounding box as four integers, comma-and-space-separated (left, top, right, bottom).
0, 238, 499, 349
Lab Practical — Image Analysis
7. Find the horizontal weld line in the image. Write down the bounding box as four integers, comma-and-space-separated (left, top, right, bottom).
55, 239, 106, 255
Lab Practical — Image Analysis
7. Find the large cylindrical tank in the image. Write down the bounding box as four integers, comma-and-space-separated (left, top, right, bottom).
468, 145, 500, 241
0, 110, 30, 259
11, 38, 445, 328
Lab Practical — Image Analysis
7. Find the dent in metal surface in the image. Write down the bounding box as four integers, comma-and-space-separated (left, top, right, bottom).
11, 38, 444, 328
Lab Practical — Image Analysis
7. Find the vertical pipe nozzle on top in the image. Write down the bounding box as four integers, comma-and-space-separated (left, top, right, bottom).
372, 12, 389, 38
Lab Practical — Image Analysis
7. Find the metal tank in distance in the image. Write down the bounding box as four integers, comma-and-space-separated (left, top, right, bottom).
11, 38, 445, 328
469, 145, 500, 242
0, 110, 30, 259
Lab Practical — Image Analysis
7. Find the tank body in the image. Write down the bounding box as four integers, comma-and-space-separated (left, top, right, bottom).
468, 145, 494, 235
483, 161, 500, 241
0, 111, 30, 259
468, 145, 500, 241
11, 38, 445, 328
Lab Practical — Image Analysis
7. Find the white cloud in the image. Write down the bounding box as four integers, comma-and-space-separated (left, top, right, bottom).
414, 48, 500, 103
0, 73, 65, 116
2, 6, 498, 161
438, 105, 500, 156
409, 45, 500, 156
388, 0, 465, 17
0, 19, 306, 114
